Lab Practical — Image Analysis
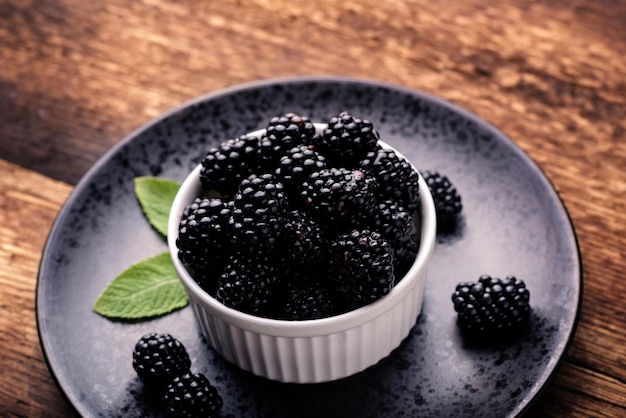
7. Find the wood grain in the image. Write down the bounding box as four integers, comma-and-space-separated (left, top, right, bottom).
0, 160, 76, 417
0, 0, 625, 416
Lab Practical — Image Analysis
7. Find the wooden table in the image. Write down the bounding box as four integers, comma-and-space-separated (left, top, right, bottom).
1, 0, 625, 416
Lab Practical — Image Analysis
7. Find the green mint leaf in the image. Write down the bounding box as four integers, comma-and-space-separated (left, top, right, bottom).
135, 176, 181, 237
93, 252, 188, 320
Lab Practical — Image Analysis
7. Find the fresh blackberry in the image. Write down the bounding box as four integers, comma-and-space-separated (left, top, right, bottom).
329, 229, 395, 307
233, 173, 289, 221
452, 275, 531, 337
229, 211, 283, 256
216, 254, 280, 315
300, 167, 378, 228
163, 372, 223, 418
318, 112, 380, 165
132, 333, 191, 387
200, 133, 260, 197
369, 199, 418, 278
279, 277, 336, 320
259, 113, 317, 168
274, 144, 327, 199
422, 171, 462, 223
176, 198, 233, 291
280, 210, 326, 266
360, 147, 420, 211
229, 173, 288, 255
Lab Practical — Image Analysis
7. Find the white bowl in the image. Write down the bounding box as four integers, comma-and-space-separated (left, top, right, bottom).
168, 125, 437, 383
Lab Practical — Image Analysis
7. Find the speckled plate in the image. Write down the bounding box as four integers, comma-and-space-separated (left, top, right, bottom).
36, 77, 582, 417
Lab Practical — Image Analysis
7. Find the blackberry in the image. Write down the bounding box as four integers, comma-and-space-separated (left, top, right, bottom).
229, 212, 283, 256
318, 112, 380, 165
163, 372, 223, 418
200, 134, 260, 197
279, 277, 336, 320
216, 254, 280, 315
132, 333, 191, 387
274, 144, 327, 198
280, 210, 326, 266
233, 173, 288, 221
176, 198, 232, 291
229, 173, 288, 255
300, 167, 378, 227
259, 113, 317, 168
329, 229, 395, 307
422, 171, 462, 223
452, 275, 531, 336
360, 147, 420, 211
369, 199, 418, 278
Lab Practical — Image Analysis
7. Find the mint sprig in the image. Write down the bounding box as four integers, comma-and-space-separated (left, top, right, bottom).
135, 176, 181, 237
94, 253, 188, 320
93, 176, 189, 321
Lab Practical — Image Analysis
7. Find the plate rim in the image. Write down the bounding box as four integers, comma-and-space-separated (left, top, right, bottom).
35, 75, 583, 417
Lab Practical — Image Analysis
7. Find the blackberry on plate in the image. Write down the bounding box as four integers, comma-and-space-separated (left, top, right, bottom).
360, 147, 421, 211
163, 372, 223, 418
216, 254, 280, 316
369, 199, 419, 278
422, 170, 462, 223
300, 167, 378, 228
132, 333, 191, 387
200, 133, 260, 197
259, 113, 317, 168
329, 229, 395, 308
274, 144, 327, 198
176, 198, 233, 291
451, 275, 531, 337
318, 111, 380, 165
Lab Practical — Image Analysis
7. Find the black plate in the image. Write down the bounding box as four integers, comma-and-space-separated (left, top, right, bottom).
37, 77, 582, 417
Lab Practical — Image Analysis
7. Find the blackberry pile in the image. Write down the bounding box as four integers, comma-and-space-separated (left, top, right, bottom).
177, 112, 422, 319
132, 333, 223, 417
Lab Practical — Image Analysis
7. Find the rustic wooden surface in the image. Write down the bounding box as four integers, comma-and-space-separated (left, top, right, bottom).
1, 0, 625, 416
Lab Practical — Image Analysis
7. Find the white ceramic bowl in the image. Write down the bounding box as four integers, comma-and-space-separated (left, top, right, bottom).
168, 125, 437, 383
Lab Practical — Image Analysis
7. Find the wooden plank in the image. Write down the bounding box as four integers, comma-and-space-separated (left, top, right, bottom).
0, 0, 624, 185
0, 159, 76, 417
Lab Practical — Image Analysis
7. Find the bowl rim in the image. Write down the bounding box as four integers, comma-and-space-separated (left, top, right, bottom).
167, 126, 437, 338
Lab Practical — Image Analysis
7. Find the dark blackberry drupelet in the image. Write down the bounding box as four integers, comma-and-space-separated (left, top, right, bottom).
132, 333, 191, 388
176, 198, 233, 291
216, 254, 280, 316
229, 173, 288, 255
422, 171, 462, 223
329, 229, 395, 307
280, 210, 326, 266
279, 277, 336, 320
274, 144, 327, 199
259, 113, 317, 169
360, 147, 420, 211
300, 167, 378, 228
317, 111, 380, 166
369, 199, 419, 278
200, 133, 260, 197
163, 372, 223, 418
452, 275, 531, 337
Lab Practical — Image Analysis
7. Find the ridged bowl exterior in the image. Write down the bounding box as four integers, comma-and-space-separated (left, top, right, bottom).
187, 264, 428, 383
168, 134, 437, 383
